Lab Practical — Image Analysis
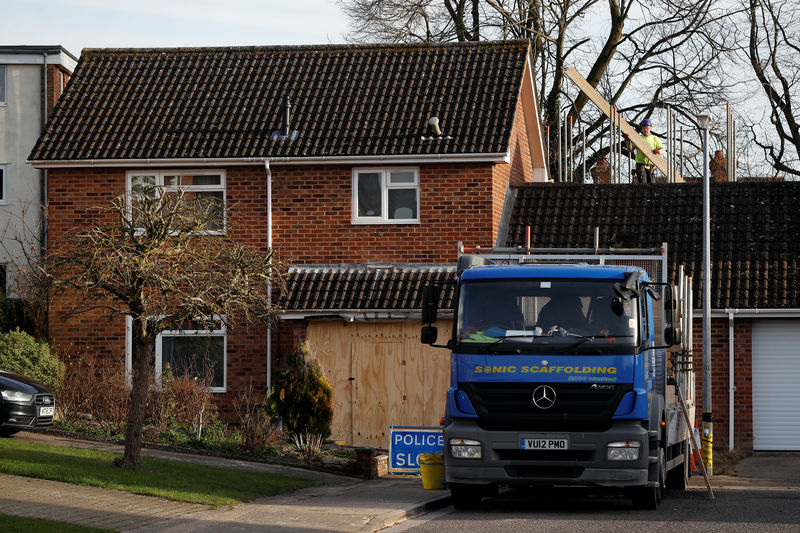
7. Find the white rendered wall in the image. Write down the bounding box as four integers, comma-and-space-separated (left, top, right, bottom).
0, 62, 43, 292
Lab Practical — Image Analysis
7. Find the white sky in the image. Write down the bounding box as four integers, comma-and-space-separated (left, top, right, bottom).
2, 0, 352, 57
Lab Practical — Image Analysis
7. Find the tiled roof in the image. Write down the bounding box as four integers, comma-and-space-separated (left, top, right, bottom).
29, 41, 530, 162
281, 264, 457, 312
506, 182, 800, 309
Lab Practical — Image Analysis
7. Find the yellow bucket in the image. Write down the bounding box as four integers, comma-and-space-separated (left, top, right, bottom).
418, 453, 446, 490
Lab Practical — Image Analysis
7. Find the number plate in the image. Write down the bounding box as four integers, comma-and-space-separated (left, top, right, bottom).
520, 437, 569, 450
39, 406, 54, 417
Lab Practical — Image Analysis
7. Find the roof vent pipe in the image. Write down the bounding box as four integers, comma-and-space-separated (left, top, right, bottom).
428, 117, 441, 136
281, 97, 292, 137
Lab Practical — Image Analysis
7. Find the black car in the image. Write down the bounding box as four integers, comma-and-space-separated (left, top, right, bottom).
0, 369, 55, 436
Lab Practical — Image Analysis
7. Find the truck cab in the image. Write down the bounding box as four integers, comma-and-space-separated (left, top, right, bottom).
422, 250, 692, 510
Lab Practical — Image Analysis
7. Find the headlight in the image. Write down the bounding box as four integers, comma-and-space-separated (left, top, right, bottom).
449, 438, 482, 459
1, 390, 34, 403
607, 441, 641, 461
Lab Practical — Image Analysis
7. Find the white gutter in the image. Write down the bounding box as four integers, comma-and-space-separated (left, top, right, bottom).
280, 310, 454, 321
265, 159, 272, 391
706, 308, 800, 318
28, 152, 511, 169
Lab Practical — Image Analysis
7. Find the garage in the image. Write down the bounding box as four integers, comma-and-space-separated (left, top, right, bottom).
752, 319, 800, 451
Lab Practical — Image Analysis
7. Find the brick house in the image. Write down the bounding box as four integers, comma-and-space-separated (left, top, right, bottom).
504, 182, 800, 453
0, 46, 76, 292
27, 41, 546, 446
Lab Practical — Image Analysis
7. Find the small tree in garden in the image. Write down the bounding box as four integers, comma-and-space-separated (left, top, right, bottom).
20, 189, 284, 470
267, 343, 333, 439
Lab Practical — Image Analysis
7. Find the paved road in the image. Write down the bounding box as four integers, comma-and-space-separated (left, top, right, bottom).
387, 484, 800, 533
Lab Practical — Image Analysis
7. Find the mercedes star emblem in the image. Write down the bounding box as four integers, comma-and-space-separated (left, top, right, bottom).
531, 385, 556, 410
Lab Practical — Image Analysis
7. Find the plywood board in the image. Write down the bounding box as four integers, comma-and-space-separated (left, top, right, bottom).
305, 319, 453, 448
306, 322, 353, 444
565, 67, 683, 182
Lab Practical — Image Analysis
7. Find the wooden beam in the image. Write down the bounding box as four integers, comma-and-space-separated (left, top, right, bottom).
565, 68, 683, 182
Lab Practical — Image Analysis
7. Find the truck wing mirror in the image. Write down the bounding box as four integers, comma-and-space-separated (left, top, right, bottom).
421, 284, 439, 324
664, 326, 682, 347
664, 285, 677, 324
421, 326, 438, 345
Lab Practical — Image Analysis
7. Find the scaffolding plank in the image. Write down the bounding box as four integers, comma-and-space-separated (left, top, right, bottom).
566, 68, 683, 182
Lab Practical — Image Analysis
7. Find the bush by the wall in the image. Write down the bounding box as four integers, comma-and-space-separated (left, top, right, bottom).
0, 328, 64, 392
266, 343, 333, 438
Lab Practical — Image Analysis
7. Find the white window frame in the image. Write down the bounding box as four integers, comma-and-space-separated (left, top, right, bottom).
125, 170, 226, 234
0, 66, 6, 106
351, 167, 420, 224
126, 316, 227, 393
0, 164, 7, 205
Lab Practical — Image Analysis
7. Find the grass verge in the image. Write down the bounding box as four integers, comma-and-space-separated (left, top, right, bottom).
0, 513, 115, 533
0, 438, 320, 507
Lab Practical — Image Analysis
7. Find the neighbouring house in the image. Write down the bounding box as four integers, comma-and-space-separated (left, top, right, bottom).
0, 45, 76, 294
503, 182, 800, 453
27, 41, 547, 447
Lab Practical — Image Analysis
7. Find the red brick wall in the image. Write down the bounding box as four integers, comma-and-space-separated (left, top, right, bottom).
691, 316, 753, 452
42, 64, 72, 126
47, 159, 521, 418
271, 164, 497, 264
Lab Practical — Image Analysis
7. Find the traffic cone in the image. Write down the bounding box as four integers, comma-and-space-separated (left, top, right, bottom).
690, 427, 701, 476
690, 446, 701, 476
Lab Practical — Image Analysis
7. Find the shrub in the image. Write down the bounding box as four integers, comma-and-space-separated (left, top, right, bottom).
266, 343, 333, 439
148, 363, 217, 440
233, 380, 285, 451
0, 328, 64, 392
56, 352, 100, 425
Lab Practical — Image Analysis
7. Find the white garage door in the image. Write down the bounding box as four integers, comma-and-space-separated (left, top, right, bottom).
753, 320, 800, 451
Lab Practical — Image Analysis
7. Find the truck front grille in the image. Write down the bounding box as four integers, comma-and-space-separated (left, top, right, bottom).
460, 382, 633, 432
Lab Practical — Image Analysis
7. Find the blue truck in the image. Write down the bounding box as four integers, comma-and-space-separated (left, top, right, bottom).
421, 245, 695, 509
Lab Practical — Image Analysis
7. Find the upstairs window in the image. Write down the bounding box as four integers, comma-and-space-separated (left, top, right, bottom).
0, 165, 6, 204
126, 171, 226, 233
0, 66, 6, 105
352, 168, 419, 224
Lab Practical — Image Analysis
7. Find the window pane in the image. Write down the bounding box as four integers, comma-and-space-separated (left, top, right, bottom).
388, 189, 417, 219
390, 171, 415, 184
131, 175, 156, 195
161, 335, 224, 388
358, 173, 382, 217
164, 190, 225, 231
165, 175, 221, 187
191, 175, 222, 186
0, 166, 5, 202
0, 66, 6, 104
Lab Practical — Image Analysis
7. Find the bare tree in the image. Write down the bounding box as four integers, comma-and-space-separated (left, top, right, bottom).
745, 0, 800, 177
21, 189, 284, 470
339, 0, 737, 181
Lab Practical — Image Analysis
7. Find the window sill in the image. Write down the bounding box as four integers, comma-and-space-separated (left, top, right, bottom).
351, 219, 421, 225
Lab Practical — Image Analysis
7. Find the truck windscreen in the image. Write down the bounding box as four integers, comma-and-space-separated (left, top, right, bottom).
455, 279, 640, 355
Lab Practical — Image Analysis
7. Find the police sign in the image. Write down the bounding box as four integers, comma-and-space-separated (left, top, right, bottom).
389, 426, 444, 474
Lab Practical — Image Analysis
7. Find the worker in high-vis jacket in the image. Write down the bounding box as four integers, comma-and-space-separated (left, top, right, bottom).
634, 118, 663, 183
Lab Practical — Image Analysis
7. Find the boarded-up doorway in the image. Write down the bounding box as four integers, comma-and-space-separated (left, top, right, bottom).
305, 319, 451, 449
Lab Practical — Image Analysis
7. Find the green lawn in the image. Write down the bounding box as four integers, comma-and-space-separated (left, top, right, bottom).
0, 438, 320, 507
0, 513, 115, 533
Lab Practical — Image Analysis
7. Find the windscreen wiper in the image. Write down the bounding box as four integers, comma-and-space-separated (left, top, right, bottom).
559, 334, 635, 354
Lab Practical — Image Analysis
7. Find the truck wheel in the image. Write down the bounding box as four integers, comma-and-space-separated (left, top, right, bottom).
631, 448, 665, 510
450, 483, 483, 510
